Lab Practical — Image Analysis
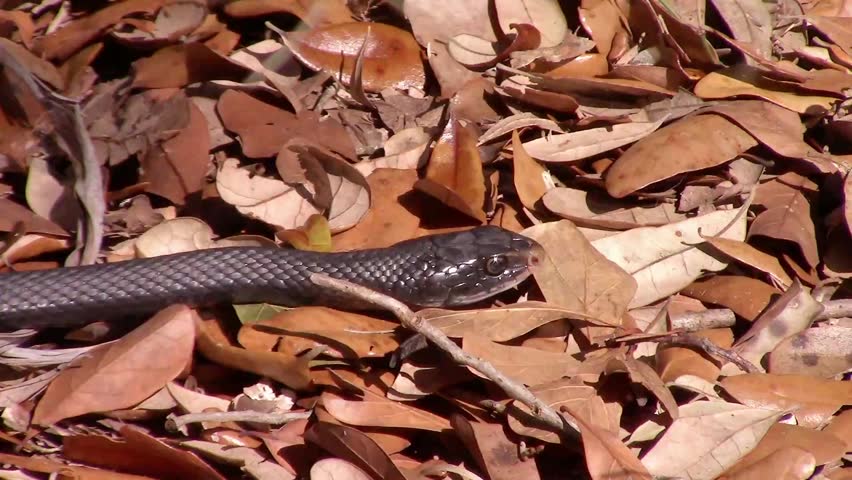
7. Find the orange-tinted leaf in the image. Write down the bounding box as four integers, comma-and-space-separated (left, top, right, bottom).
414, 117, 487, 222
284, 22, 425, 92
32, 305, 196, 426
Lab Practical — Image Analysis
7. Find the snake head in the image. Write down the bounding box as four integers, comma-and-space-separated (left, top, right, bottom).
409, 226, 543, 307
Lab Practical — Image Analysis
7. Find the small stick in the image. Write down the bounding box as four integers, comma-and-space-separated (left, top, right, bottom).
310, 273, 579, 438
166, 410, 311, 431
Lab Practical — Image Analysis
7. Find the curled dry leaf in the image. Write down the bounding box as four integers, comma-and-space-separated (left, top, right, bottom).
521, 115, 669, 163
355, 127, 430, 177
195, 316, 312, 390
494, 0, 568, 48
694, 70, 837, 114
512, 130, 549, 211
448, 24, 541, 70
592, 205, 747, 308
478, 112, 563, 145
523, 220, 636, 326
656, 328, 734, 384
281, 22, 425, 92
605, 114, 759, 198
414, 117, 487, 222
32, 305, 196, 426
640, 400, 786, 480
216, 156, 370, 232
134, 217, 215, 257
542, 187, 687, 229
734, 280, 824, 369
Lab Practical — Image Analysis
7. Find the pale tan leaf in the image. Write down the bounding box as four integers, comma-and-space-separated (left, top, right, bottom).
522, 116, 668, 164
592, 206, 747, 308
524, 220, 636, 325
640, 400, 785, 480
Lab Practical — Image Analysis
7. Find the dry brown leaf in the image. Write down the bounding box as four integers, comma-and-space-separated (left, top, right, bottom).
237, 307, 399, 359
640, 400, 786, 480
768, 325, 852, 377
750, 175, 820, 268
131, 43, 252, 89
724, 423, 846, 475
282, 22, 425, 92
512, 130, 549, 211
35, 0, 167, 61
703, 237, 793, 289
562, 400, 653, 480
719, 446, 815, 480
681, 275, 780, 321
63, 425, 226, 480
32, 305, 196, 426
320, 389, 451, 432
524, 220, 635, 326
330, 169, 472, 251
694, 70, 837, 114
462, 334, 606, 385
217, 89, 355, 160
195, 316, 312, 391
414, 117, 487, 222
141, 100, 211, 204
591, 207, 747, 308
720, 374, 852, 428
542, 187, 687, 229
657, 328, 734, 383
605, 114, 758, 198
222, 0, 353, 27
697, 101, 836, 172
0, 452, 146, 480
498, 75, 581, 113
451, 414, 542, 479
303, 422, 407, 480
421, 301, 613, 342
111, 2, 207, 47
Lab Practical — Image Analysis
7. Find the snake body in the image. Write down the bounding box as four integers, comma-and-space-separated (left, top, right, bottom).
0, 226, 541, 330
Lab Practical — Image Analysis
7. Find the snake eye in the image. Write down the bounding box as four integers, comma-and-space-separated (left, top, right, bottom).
485, 255, 509, 276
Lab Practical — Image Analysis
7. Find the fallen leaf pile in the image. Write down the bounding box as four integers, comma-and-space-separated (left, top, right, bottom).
0, 0, 850, 479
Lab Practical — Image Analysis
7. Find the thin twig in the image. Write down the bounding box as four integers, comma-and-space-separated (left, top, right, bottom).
166, 410, 311, 431
658, 333, 760, 373
309, 273, 580, 438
